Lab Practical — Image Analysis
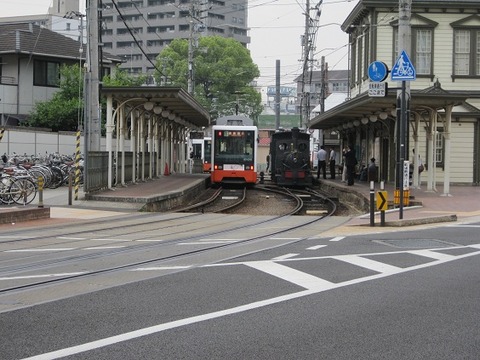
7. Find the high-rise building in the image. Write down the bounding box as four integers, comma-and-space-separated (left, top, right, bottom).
48, 0, 80, 15
0, 0, 82, 42
100, 0, 250, 77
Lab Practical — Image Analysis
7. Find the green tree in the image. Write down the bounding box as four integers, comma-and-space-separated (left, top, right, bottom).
155, 36, 263, 121
102, 65, 147, 86
27, 63, 84, 131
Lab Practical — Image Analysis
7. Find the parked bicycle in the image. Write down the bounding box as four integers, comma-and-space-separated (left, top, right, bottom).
0, 169, 37, 205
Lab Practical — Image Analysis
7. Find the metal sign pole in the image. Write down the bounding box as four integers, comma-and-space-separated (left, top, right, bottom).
369, 180, 375, 227
399, 80, 406, 219
380, 181, 386, 226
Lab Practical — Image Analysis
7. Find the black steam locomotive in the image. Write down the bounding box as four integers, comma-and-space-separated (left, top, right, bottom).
269, 128, 314, 187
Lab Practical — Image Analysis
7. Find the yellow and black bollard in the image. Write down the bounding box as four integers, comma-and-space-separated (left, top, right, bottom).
38, 176, 44, 208
74, 130, 81, 200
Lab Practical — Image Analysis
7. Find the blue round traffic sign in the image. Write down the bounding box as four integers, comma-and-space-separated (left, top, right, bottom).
368, 61, 389, 82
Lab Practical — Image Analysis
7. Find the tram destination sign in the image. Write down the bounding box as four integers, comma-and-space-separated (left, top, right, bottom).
368, 82, 388, 97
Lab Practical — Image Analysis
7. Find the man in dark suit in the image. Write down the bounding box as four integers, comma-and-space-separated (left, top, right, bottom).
344, 145, 357, 186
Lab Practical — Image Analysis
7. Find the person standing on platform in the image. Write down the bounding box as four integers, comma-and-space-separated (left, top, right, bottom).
412, 148, 424, 188
368, 157, 377, 182
329, 147, 336, 179
317, 145, 327, 179
344, 145, 357, 186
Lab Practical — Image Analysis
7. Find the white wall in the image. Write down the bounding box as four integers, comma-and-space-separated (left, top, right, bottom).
0, 127, 130, 157
412, 121, 475, 184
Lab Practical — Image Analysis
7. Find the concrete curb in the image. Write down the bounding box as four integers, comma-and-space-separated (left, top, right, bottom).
356, 214, 458, 227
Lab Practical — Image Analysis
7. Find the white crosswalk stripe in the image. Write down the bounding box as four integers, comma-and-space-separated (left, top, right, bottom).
245, 261, 334, 291
332, 255, 401, 274
408, 249, 455, 261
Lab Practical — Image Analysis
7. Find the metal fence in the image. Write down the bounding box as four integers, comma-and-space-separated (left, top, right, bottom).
84, 151, 108, 193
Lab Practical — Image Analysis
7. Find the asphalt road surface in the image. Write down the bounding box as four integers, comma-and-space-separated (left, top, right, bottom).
1, 216, 479, 359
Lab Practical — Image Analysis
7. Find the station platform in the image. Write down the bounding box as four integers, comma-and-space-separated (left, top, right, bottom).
1, 173, 480, 229
319, 177, 480, 227
0, 174, 211, 225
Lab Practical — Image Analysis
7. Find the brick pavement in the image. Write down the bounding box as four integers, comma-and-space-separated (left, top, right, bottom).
319, 178, 480, 227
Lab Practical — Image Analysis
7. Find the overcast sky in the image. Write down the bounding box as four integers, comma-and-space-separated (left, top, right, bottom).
3, 0, 357, 87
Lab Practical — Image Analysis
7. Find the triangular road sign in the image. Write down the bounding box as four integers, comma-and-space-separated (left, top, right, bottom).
391, 50, 416, 81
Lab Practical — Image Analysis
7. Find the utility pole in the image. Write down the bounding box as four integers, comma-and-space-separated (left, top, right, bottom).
396, 0, 412, 219
187, 0, 202, 94
83, 0, 101, 192
275, 60, 280, 130
319, 56, 327, 113
187, 12, 194, 94
299, 0, 310, 128
300, 0, 323, 128
64, 10, 86, 129
85, 0, 101, 151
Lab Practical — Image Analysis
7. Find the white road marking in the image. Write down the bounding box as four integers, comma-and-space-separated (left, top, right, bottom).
5, 248, 75, 253
333, 255, 401, 274
329, 236, 345, 242
409, 249, 455, 261
199, 238, 241, 242
91, 238, 131, 242
272, 253, 298, 261
23, 245, 480, 360
307, 245, 327, 250
136, 239, 164, 242
84, 246, 126, 250
178, 242, 210, 245
178, 238, 242, 245
131, 266, 191, 271
447, 224, 480, 228
245, 261, 334, 290
0, 272, 86, 281
178, 242, 234, 245
23, 290, 316, 360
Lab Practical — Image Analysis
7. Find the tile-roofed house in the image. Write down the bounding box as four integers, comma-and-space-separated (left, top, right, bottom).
0, 22, 119, 63
0, 22, 121, 125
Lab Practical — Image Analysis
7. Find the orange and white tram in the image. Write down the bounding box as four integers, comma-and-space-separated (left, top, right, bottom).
202, 137, 212, 172
210, 125, 258, 185
189, 133, 212, 173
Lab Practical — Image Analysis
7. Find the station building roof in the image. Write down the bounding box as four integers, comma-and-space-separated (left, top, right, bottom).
308, 82, 476, 130
101, 86, 210, 128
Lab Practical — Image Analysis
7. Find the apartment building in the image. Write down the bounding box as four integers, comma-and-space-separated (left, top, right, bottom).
100, 0, 250, 77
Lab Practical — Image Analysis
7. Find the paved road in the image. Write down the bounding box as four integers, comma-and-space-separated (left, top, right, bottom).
1, 214, 479, 359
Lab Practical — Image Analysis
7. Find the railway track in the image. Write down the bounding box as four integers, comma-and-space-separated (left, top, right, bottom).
175, 185, 334, 216
0, 181, 346, 313
174, 187, 247, 213
0, 199, 337, 303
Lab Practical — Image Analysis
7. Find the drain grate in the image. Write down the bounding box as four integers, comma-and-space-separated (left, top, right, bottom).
374, 238, 458, 248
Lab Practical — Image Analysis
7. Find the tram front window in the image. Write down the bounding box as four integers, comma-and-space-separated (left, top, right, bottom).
214, 130, 255, 163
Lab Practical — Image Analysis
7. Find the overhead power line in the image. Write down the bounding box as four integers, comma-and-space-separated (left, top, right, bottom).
110, 0, 165, 77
